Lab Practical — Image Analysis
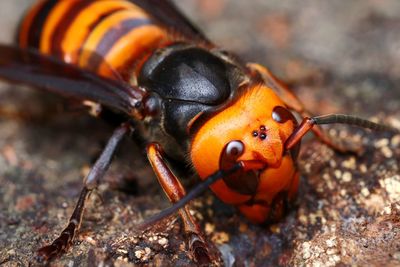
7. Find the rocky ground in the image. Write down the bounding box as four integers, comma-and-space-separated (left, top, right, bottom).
1, 1, 400, 266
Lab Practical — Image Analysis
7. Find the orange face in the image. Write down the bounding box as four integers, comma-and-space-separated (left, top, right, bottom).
190, 84, 297, 205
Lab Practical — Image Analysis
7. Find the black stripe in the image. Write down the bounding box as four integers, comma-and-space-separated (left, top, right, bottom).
87, 18, 150, 71
27, 0, 58, 49
75, 8, 129, 68
51, 1, 93, 57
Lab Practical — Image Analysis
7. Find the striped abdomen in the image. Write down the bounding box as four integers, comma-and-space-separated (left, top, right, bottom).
19, 0, 171, 80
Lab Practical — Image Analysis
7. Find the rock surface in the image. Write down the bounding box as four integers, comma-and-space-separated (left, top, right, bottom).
1, 1, 399, 266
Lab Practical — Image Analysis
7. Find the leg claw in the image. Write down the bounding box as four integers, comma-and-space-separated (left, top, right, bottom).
188, 234, 211, 265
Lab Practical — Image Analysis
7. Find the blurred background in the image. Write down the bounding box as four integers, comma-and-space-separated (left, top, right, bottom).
0, 1, 399, 266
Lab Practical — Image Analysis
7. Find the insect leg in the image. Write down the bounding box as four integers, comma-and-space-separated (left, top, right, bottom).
248, 63, 355, 153
146, 143, 211, 265
35, 123, 131, 263
247, 63, 305, 112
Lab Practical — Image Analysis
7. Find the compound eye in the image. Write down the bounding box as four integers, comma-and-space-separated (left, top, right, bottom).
219, 140, 259, 195
272, 106, 293, 123
224, 140, 245, 161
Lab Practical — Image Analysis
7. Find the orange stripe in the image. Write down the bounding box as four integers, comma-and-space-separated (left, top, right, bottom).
40, 0, 79, 54
19, 0, 47, 48
99, 25, 167, 78
61, 1, 136, 63
78, 9, 150, 68
21, 0, 172, 82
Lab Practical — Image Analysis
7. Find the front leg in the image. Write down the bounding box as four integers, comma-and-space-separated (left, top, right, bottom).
35, 123, 131, 263
146, 143, 211, 265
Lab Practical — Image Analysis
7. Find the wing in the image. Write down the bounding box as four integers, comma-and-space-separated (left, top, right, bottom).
0, 44, 145, 117
129, 0, 212, 44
